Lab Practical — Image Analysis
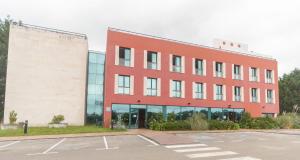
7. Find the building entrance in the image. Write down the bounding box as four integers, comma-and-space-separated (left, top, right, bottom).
129, 105, 146, 128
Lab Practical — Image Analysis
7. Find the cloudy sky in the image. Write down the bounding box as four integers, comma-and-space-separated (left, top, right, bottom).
1, 0, 299, 76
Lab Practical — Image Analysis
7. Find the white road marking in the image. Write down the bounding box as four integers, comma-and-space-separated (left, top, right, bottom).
137, 135, 159, 146
232, 139, 245, 143
291, 141, 300, 144
174, 147, 220, 153
0, 141, 20, 149
187, 151, 238, 158
103, 136, 109, 149
43, 138, 65, 154
218, 156, 261, 160
96, 136, 118, 150
26, 138, 66, 156
165, 143, 207, 148
215, 140, 225, 143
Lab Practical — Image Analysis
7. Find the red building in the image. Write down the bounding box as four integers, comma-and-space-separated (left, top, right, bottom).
103, 28, 279, 128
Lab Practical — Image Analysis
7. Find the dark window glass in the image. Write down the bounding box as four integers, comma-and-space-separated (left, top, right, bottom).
172, 55, 182, 72
195, 59, 203, 75
119, 47, 131, 66
147, 51, 157, 69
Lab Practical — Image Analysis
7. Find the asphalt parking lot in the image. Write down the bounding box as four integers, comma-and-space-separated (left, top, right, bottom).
0, 131, 299, 160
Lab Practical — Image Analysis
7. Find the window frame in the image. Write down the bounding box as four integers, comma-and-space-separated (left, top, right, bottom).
146, 77, 158, 96
172, 80, 182, 98
119, 47, 131, 67
215, 84, 223, 100
172, 55, 182, 72
117, 75, 130, 94
195, 59, 204, 75
147, 51, 158, 70
215, 62, 223, 77
194, 82, 204, 99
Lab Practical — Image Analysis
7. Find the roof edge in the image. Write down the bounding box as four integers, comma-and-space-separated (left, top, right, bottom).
108, 27, 276, 61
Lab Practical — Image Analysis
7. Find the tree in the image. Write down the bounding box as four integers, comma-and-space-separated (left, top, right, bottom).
279, 68, 300, 113
0, 16, 21, 122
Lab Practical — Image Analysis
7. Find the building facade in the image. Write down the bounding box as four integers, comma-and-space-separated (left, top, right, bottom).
3, 24, 278, 127
103, 28, 279, 128
4, 24, 88, 126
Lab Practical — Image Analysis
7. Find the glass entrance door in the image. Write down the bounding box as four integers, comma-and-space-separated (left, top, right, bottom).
129, 108, 139, 128
129, 105, 146, 129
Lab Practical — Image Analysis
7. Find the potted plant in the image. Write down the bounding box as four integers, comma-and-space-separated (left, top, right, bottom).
48, 115, 68, 128
0, 110, 19, 130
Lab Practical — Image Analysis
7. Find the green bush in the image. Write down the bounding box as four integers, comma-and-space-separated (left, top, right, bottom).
148, 113, 165, 130
188, 113, 208, 130
276, 113, 300, 129
51, 115, 65, 124
208, 120, 240, 130
251, 117, 277, 129
163, 121, 191, 131
9, 110, 17, 124
239, 112, 253, 129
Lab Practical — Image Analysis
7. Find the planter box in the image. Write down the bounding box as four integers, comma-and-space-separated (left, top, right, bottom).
0, 124, 19, 130
48, 123, 68, 128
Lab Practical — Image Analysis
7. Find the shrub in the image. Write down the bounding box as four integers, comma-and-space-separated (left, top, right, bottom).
251, 117, 277, 129
188, 113, 208, 130
276, 113, 300, 129
51, 115, 65, 124
163, 121, 191, 131
239, 112, 253, 129
208, 120, 240, 130
9, 110, 17, 124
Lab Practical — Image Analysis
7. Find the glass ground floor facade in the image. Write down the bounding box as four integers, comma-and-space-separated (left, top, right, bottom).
111, 104, 244, 129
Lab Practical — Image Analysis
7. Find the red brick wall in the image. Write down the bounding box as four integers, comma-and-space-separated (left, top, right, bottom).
103, 29, 279, 127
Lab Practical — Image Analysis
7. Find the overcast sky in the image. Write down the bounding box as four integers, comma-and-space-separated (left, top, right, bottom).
1, 0, 299, 76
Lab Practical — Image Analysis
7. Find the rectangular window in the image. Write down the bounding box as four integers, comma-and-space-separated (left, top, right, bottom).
172, 80, 182, 98
172, 55, 182, 72
195, 59, 204, 75
216, 84, 223, 100
266, 70, 273, 83
234, 86, 241, 102
234, 65, 241, 80
251, 88, 258, 102
251, 67, 258, 81
216, 62, 223, 77
267, 89, 273, 103
147, 78, 157, 96
119, 47, 131, 67
147, 51, 157, 69
118, 75, 130, 94
194, 83, 204, 99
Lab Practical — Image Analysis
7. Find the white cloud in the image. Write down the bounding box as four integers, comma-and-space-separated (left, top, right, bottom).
0, 0, 299, 76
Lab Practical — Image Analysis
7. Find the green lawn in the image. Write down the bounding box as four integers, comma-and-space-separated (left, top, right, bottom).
0, 125, 126, 137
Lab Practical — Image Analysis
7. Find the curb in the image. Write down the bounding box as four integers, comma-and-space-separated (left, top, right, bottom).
0, 131, 135, 142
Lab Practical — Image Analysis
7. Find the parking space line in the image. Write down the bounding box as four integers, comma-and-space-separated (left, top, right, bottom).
165, 144, 206, 149
0, 141, 20, 149
218, 156, 261, 160
137, 135, 159, 146
174, 147, 220, 153
187, 151, 238, 158
96, 136, 118, 150
43, 138, 66, 154
103, 136, 109, 149
26, 138, 66, 156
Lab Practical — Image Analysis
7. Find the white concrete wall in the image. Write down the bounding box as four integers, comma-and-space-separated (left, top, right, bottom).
3, 24, 88, 126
